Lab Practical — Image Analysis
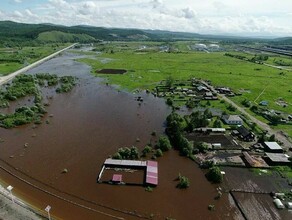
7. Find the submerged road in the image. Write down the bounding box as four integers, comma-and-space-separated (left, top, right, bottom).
0, 43, 78, 86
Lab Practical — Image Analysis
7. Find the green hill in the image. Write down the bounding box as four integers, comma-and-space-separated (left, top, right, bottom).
1, 20, 290, 47
37, 31, 96, 43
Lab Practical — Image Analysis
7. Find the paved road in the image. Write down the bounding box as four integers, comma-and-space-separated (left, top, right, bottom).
0, 184, 43, 220
0, 43, 77, 86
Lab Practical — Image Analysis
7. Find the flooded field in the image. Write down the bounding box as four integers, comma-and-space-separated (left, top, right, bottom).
222, 167, 292, 220
0, 50, 241, 219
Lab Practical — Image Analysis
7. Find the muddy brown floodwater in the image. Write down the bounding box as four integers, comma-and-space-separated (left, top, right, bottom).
0, 51, 240, 220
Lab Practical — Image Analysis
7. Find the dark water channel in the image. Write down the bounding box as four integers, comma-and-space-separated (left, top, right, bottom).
0, 51, 239, 219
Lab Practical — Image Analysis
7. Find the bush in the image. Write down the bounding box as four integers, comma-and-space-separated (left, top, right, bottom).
176, 174, 190, 189
113, 146, 140, 160
206, 167, 223, 183
157, 136, 172, 152
227, 104, 236, 112
155, 149, 163, 157
142, 145, 152, 156
166, 98, 173, 106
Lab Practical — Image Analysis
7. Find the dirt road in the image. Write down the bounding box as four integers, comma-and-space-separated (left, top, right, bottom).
200, 80, 292, 150
220, 94, 292, 149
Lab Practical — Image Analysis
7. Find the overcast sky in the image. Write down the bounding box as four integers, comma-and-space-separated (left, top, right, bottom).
0, 0, 292, 37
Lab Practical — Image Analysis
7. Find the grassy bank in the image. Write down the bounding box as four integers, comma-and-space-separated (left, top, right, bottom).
77, 41, 292, 137
0, 44, 70, 76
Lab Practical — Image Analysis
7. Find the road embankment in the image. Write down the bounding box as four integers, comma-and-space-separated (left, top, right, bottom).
0, 43, 77, 86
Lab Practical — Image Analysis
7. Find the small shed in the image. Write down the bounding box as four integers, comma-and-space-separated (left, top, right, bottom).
112, 174, 122, 184
264, 142, 283, 153
259, 101, 268, 106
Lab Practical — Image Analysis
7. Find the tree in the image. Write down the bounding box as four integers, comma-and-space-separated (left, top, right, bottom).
204, 109, 212, 119
166, 98, 173, 106
227, 104, 236, 112
165, 76, 174, 87
157, 136, 172, 152
213, 119, 222, 128
176, 174, 190, 189
178, 136, 193, 156
142, 145, 152, 156
241, 99, 251, 108
155, 149, 163, 157
130, 146, 139, 159
206, 167, 223, 183
194, 142, 209, 153
269, 134, 276, 142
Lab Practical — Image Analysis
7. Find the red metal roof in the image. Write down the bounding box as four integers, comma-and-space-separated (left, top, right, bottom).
112, 174, 122, 182
147, 171, 158, 178
146, 160, 158, 186
146, 176, 158, 185
147, 161, 158, 167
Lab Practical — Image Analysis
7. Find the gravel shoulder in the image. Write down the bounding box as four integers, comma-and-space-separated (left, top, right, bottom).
0, 185, 43, 220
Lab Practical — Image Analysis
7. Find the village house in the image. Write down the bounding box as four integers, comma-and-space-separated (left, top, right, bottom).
222, 114, 243, 125
233, 125, 255, 142
216, 87, 232, 94
263, 142, 284, 153
264, 153, 290, 166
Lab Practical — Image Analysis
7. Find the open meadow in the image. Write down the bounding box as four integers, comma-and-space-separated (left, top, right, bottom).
0, 44, 70, 76
77, 41, 292, 137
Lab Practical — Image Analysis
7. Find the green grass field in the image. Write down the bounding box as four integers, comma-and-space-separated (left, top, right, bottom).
77, 41, 292, 137
0, 44, 70, 76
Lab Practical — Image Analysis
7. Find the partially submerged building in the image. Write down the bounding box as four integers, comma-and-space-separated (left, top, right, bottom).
98, 159, 158, 187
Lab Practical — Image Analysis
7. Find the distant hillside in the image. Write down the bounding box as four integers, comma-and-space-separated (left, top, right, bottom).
271, 37, 292, 45
37, 31, 96, 43
0, 20, 289, 46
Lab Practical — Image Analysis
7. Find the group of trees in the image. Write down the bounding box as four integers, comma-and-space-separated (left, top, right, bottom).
0, 73, 77, 128
112, 146, 140, 160
225, 53, 269, 64
250, 104, 283, 126
165, 111, 214, 158
184, 110, 212, 132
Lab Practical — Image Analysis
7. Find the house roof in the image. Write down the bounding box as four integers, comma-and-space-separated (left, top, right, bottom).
264, 142, 283, 151
105, 159, 147, 167
146, 161, 158, 185
265, 153, 290, 163
237, 126, 251, 137
197, 85, 209, 91
222, 115, 242, 122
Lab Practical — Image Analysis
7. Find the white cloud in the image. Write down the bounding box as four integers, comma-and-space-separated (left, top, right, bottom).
14, 0, 22, 3
78, 1, 99, 15
0, 0, 292, 37
13, 10, 23, 18
181, 7, 196, 19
